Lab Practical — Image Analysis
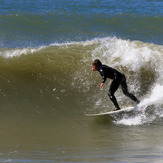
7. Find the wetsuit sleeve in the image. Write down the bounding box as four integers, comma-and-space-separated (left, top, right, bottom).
99, 69, 107, 83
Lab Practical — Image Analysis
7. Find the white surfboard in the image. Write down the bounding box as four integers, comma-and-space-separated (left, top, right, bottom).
86, 106, 136, 117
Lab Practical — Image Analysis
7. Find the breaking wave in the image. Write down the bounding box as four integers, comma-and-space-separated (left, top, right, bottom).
0, 37, 162, 126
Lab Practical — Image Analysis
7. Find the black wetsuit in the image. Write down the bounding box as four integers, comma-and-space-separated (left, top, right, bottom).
98, 65, 139, 110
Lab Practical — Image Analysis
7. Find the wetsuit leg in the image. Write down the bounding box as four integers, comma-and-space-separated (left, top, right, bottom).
121, 75, 139, 103
108, 77, 122, 110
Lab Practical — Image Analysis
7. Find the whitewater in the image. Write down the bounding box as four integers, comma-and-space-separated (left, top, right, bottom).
0, 37, 162, 127
0, 0, 163, 162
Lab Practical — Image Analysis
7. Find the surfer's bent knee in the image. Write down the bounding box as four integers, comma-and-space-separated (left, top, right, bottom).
108, 91, 113, 99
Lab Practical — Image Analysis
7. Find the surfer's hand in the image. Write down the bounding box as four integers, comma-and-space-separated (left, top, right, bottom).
100, 83, 104, 88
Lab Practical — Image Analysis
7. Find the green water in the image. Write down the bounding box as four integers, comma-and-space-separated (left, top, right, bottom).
0, 38, 163, 162
0, 1, 163, 161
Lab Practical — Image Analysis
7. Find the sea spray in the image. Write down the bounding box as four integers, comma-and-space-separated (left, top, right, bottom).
91, 37, 163, 125
0, 37, 162, 126
0, 46, 46, 58
0, 0, 163, 161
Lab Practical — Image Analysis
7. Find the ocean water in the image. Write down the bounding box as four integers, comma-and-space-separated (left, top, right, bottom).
0, 0, 163, 162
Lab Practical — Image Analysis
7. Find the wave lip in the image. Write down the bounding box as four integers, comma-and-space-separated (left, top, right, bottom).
0, 37, 162, 127
90, 37, 163, 126
0, 46, 46, 58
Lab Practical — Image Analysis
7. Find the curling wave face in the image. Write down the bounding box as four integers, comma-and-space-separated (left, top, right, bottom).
0, 37, 162, 126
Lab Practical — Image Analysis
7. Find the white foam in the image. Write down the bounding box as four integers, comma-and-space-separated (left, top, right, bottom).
91, 37, 162, 72
49, 39, 96, 47
0, 46, 46, 58
114, 83, 163, 126
115, 115, 143, 126
141, 84, 163, 107
91, 37, 163, 126
115, 109, 158, 126
0, 39, 97, 58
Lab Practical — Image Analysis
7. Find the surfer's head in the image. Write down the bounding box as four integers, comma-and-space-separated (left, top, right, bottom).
92, 59, 102, 71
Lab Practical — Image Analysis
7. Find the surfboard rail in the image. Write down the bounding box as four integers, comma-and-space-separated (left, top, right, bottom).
86, 106, 136, 117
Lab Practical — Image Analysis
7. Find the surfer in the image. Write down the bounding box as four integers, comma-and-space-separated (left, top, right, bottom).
92, 59, 140, 111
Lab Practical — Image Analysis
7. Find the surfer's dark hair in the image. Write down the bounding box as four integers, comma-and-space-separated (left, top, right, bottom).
92, 59, 102, 68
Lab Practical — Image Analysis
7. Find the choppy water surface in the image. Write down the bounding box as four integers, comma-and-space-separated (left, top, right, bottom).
0, 0, 163, 162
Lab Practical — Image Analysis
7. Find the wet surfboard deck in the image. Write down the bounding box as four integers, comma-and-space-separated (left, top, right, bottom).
86, 106, 136, 117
